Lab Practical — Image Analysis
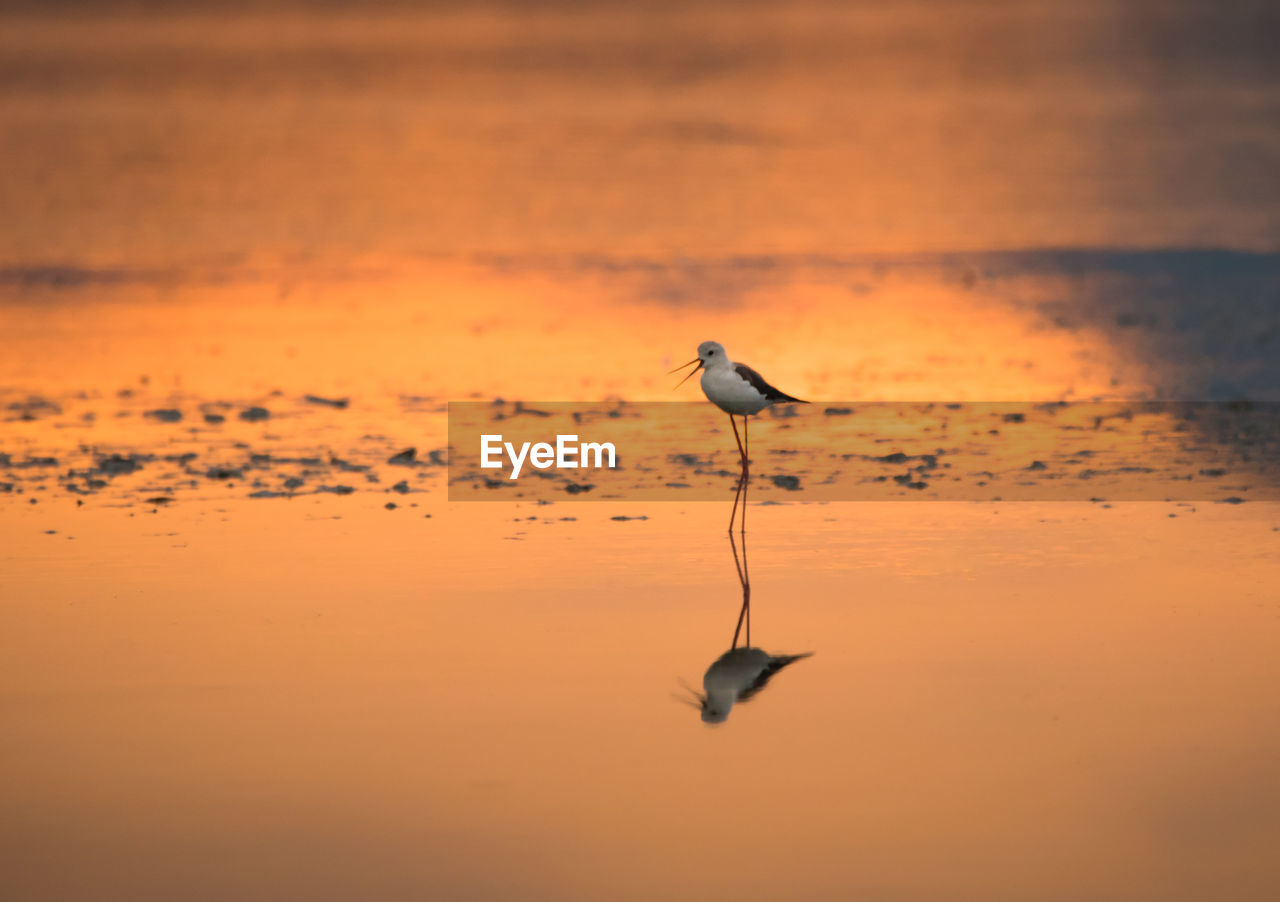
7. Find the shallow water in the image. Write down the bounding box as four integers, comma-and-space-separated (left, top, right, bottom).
4, 498, 1279, 900
3, 2, 1280, 900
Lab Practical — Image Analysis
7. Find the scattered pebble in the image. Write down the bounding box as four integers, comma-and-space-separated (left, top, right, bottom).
144, 409, 182, 423
239, 407, 270, 422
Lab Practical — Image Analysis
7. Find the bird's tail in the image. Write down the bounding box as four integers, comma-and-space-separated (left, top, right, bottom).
772, 651, 814, 666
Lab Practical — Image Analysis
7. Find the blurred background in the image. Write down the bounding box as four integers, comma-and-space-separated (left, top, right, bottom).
2, 0, 1278, 403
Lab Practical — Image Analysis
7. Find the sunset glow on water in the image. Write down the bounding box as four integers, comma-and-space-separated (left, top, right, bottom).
3, 2, 1279, 900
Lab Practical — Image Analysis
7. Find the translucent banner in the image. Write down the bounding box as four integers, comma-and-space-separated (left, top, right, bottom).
447, 401, 1280, 502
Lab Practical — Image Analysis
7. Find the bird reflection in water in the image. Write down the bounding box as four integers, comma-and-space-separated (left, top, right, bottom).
678, 512, 813, 725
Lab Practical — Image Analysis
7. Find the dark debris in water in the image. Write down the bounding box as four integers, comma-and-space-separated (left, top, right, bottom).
96, 454, 147, 475
0, 452, 56, 468
330, 456, 369, 473
316, 485, 355, 495
387, 447, 418, 465
304, 395, 349, 409
6, 396, 62, 420
669, 453, 712, 467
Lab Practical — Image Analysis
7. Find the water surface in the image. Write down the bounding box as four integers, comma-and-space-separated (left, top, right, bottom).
3, 2, 1279, 899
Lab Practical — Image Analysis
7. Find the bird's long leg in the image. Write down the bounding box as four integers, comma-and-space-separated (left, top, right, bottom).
729, 518, 747, 588
728, 414, 748, 533
740, 415, 749, 535
729, 528, 751, 648
742, 520, 750, 646
731, 596, 748, 649
728, 471, 744, 534
729, 414, 746, 470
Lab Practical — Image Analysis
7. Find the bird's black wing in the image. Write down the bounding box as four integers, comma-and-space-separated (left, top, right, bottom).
734, 363, 806, 403
736, 652, 814, 704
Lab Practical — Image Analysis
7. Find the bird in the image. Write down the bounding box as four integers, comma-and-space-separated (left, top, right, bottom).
670, 341, 806, 528
682, 647, 814, 725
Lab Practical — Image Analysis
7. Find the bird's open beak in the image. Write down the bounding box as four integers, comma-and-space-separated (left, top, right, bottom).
669, 357, 703, 389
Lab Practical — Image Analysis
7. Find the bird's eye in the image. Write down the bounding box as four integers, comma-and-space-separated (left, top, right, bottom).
708, 350, 715, 355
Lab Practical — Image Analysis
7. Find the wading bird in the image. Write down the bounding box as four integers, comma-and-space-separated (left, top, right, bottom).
670, 341, 806, 529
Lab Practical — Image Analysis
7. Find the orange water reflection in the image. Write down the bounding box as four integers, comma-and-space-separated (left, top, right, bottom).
3, 500, 1278, 899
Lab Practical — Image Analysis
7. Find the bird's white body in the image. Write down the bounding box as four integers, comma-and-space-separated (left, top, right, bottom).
676, 340, 803, 416
700, 359, 772, 416
700, 646, 813, 724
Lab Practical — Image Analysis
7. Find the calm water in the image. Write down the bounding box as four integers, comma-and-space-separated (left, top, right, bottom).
3, 2, 1280, 900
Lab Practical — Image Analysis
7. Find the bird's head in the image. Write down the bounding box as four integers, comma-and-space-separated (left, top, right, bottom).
673, 677, 732, 725
669, 340, 726, 388
696, 340, 725, 362
700, 701, 731, 724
